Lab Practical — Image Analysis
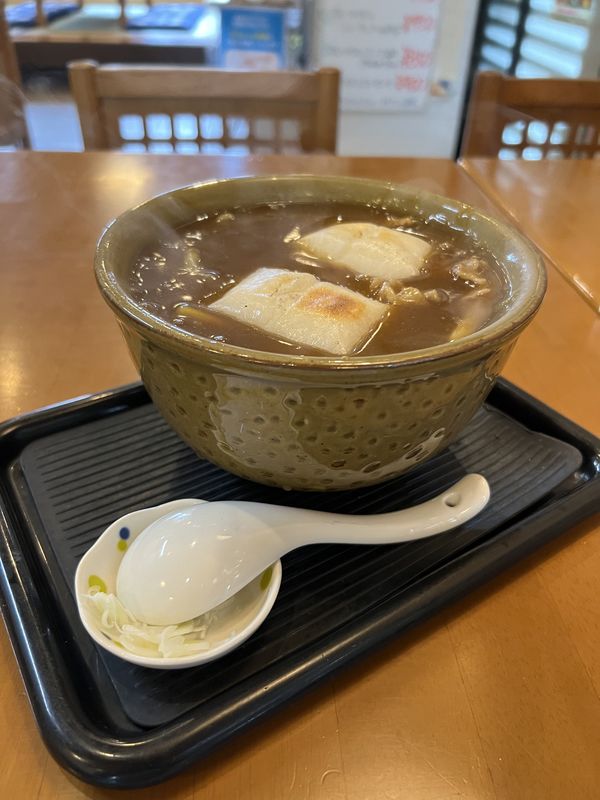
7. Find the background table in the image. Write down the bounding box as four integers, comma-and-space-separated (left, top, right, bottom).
462, 158, 600, 315
0, 153, 599, 800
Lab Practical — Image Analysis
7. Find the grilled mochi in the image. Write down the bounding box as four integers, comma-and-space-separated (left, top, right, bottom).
210, 267, 387, 356
298, 222, 430, 282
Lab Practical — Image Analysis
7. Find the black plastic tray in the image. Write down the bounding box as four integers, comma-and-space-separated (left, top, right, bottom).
0, 379, 598, 788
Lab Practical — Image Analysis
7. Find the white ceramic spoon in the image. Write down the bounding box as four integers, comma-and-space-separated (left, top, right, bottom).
117, 474, 490, 627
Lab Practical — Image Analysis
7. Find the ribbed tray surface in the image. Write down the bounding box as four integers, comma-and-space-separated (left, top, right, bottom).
19, 402, 581, 727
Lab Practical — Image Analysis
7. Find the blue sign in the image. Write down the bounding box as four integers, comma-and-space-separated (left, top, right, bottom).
220, 6, 287, 70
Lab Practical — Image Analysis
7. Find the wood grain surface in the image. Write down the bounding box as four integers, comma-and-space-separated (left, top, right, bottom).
462, 158, 600, 314
0, 152, 598, 800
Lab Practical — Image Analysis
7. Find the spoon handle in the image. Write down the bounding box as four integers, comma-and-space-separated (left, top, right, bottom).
278, 474, 490, 547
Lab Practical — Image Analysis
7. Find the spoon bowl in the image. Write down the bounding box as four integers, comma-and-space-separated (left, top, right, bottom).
75, 499, 282, 669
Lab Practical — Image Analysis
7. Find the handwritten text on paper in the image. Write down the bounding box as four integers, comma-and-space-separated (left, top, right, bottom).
316, 0, 441, 112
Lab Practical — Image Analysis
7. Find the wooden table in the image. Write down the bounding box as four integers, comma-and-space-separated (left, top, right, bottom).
1, 152, 599, 800
462, 158, 600, 314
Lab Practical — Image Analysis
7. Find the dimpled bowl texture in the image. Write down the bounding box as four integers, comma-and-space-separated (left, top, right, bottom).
95, 176, 546, 491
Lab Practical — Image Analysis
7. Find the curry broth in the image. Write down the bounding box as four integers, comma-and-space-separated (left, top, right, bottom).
129, 202, 508, 357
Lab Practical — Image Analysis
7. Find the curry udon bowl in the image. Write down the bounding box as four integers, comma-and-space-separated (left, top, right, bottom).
95, 176, 546, 491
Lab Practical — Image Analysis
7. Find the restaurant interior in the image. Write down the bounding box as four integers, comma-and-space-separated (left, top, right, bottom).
0, 1, 599, 798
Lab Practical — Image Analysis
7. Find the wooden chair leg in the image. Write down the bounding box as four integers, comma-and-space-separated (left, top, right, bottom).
69, 60, 108, 150
461, 71, 505, 158
314, 67, 340, 153
35, 0, 46, 27
0, 1, 22, 86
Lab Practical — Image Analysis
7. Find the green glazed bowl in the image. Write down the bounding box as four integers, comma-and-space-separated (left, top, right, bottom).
95, 175, 546, 491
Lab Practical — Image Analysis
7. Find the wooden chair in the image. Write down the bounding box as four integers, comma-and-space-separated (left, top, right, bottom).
68, 60, 340, 154
0, 2, 29, 148
462, 71, 600, 159
0, 0, 20, 86
0, 76, 29, 148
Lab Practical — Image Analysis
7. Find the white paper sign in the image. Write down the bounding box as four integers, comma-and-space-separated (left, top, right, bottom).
315, 0, 441, 112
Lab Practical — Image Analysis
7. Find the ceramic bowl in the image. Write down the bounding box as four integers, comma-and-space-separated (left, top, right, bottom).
95, 175, 546, 491
75, 499, 282, 669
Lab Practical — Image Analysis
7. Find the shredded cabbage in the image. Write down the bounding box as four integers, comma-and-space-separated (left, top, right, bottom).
83, 588, 214, 658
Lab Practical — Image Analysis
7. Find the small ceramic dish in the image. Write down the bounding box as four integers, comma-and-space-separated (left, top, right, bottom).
74, 499, 282, 669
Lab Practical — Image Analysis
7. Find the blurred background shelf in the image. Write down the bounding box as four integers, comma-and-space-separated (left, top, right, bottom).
9, 2, 220, 68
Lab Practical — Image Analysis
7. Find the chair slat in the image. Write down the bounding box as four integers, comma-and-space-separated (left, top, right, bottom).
70, 61, 340, 155
462, 72, 600, 159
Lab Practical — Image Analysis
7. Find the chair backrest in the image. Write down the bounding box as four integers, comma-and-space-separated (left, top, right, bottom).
69, 60, 340, 154
0, 0, 21, 86
462, 71, 600, 159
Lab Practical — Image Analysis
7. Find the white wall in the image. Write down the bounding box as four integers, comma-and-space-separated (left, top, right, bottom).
315, 0, 480, 157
